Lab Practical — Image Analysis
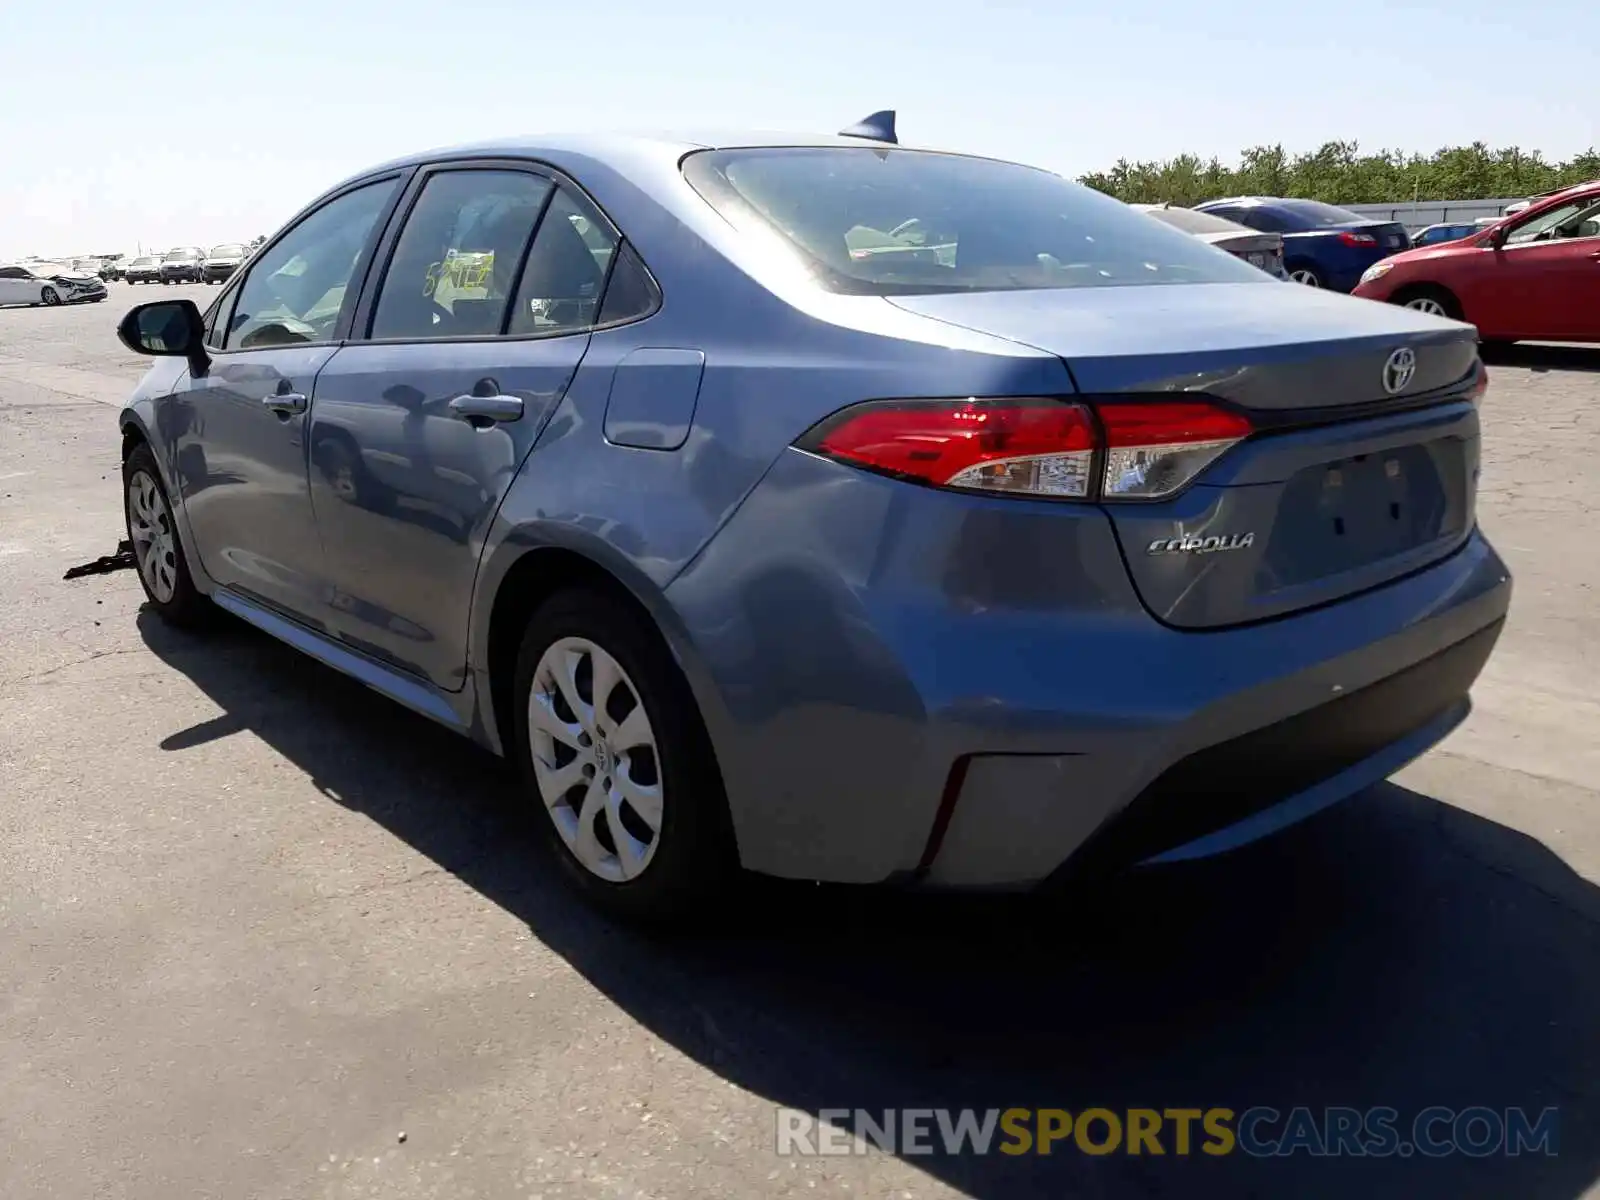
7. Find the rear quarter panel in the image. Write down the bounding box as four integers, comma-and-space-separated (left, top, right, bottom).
1285, 231, 1387, 292
467, 141, 1075, 748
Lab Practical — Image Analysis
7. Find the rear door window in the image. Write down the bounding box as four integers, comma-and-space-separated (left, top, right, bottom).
1234, 207, 1289, 233
369, 168, 553, 340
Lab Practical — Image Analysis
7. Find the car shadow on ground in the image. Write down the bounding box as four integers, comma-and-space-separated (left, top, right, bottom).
1481, 343, 1600, 374
138, 611, 1600, 1200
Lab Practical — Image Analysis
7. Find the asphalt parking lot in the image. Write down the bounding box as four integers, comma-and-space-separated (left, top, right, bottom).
2, 283, 1598, 1199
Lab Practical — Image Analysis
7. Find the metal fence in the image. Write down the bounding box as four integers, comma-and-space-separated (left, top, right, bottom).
1343, 197, 1526, 231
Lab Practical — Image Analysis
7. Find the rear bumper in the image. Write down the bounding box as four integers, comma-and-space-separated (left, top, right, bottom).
922, 561, 1505, 889
1043, 616, 1499, 881
666, 450, 1512, 886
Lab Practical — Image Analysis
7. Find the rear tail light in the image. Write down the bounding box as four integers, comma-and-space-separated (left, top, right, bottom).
1469, 361, 1490, 403
801, 398, 1097, 498
1098, 401, 1254, 499
797, 397, 1252, 502
1338, 231, 1379, 247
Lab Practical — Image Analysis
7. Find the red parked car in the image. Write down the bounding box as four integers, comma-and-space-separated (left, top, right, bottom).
1352, 179, 1600, 345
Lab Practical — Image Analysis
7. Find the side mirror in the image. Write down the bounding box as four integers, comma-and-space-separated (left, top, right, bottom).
1487, 225, 1509, 250
117, 299, 209, 374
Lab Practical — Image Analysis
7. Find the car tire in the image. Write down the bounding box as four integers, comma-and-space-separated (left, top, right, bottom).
1286, 264, 1325, 288
123, 444, 211, 628
39, 286, 61, 306
511, 586, 735, 926
1392, 285, 1462, 321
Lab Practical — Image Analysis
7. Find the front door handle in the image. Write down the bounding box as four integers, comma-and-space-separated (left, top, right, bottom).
448, 391, 523, 426
262, 390, 308, 415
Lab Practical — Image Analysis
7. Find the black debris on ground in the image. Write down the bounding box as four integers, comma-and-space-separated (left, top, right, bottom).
63, 541, 136, 580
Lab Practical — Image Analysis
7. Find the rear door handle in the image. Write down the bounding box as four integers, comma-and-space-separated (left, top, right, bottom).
448, 393, 523, 426
262, 391, 307, 415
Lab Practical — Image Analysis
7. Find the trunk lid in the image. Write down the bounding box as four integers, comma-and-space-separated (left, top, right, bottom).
887, 283, 1482, 629
1283, 219, 1411, 252
1354, 220, 1412, 253
1199, 230, 1284, 276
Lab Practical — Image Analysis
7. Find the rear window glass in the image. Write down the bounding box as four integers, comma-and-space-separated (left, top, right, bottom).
1136, 205, 1252, 237
682, 148, 1267, 295
1273, 200, 1367, 227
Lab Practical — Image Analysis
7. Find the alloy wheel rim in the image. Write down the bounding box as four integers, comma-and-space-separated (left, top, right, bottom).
1405, 297, 1448, 316
1290, 269, 1320, 287
128, 471, 178, 603
528, 636, 663, 882
42, 288, 60, 305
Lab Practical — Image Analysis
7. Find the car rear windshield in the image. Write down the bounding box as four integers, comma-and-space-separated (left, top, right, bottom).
1273, 199, 1368, 227
1139, 206, 1253, 237
682, 147, 1267, 295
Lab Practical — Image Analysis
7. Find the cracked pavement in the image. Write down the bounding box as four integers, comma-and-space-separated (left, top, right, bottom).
2, 288, 1598, 1199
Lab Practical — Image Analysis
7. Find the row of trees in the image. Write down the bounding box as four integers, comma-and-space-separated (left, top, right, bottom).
1078, 142, 1600, 207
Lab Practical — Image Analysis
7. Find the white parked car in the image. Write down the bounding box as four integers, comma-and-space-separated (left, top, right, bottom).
1132, 203, 1289, 278
0, 261, 108, 306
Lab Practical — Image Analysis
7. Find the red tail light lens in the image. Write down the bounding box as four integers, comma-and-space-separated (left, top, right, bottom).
801, 398, 1097, 498
798, 397, 1252, 502
1098, 401, 1253, 499
1469, 361, 1490, 403
1338, 231, 1379, 247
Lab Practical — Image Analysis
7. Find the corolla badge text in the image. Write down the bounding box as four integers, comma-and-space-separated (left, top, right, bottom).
1147, 532, 1256, 555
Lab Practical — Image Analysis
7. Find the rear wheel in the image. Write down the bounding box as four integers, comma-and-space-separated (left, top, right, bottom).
123, 444, 210, 627
1392, 285, 1462, 320
511, 587, 735, 925
1287, 264, 1324, 288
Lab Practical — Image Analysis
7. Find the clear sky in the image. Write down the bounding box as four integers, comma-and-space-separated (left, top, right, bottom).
1, 0, 1592, 259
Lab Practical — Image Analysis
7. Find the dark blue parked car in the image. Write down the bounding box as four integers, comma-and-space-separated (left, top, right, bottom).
1195, 197, 1411, 292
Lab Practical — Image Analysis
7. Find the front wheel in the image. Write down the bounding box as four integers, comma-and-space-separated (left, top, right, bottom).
512, 588, 735, 925
39, 286, 61, 306
1389, 285, 1463, 322
123, 444, 210, 627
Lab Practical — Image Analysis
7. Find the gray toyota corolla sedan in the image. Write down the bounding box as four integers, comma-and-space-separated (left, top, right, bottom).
115, 115, 1511, 922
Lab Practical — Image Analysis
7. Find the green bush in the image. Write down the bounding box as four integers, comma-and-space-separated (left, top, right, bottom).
1079, 142, 1600, 207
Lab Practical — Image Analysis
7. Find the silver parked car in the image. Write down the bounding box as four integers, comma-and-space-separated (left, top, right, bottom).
1134, 203, 1288, 277
124, 256, 162, 284
203, 243, 248, 283
114, 119, 1509, 924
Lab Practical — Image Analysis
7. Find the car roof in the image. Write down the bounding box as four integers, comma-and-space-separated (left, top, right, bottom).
1198, 196, 1279, 207
1201, 196, 1351, 209
1541, 179, 1600, 197
343, 129, 981, 185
